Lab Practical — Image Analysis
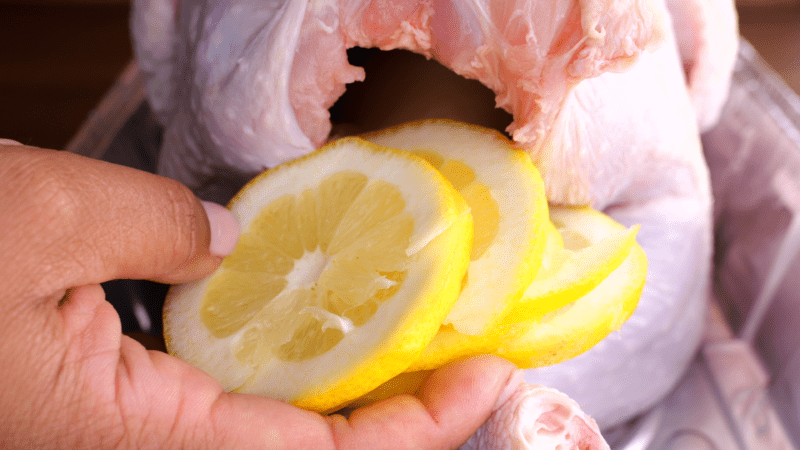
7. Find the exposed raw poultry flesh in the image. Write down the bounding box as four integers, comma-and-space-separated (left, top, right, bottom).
130, 0, 738, 444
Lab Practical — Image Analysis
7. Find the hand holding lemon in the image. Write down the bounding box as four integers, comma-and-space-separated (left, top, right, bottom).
0, 141, 522, 450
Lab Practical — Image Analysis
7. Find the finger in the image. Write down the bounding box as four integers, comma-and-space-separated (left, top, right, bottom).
0, 146, 239, 300
420, 355, 524, 427
328, 355, 521, 450
177, 355, 518, 450
208, 391, 338, 449
111, 347, 517, 450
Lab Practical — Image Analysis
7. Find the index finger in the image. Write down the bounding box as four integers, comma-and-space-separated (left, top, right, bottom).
0, 145, 239, 300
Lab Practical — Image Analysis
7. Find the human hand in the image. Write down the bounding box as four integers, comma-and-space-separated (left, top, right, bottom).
0, 143, 521, 449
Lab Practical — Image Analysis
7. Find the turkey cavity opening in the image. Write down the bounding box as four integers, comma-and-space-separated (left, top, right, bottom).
328, 48, 513, 139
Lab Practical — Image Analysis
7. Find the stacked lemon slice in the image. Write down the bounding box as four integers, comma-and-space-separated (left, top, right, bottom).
163, 120, 647, 413
363, 120, 548, 336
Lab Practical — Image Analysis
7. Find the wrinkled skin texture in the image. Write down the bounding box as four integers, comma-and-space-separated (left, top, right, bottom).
131, 0, 736, 435
0, 143, 524, 450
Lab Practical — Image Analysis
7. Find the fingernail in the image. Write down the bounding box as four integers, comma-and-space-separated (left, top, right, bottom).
201, 201, 240, 257
494, 368, 524, 410
0, 138, 22, 146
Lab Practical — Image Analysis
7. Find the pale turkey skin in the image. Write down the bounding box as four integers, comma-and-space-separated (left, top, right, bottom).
132, 0, 661, 202
131, 0, 733, 442
666, 0, 739, 132
502, 0, 713, 427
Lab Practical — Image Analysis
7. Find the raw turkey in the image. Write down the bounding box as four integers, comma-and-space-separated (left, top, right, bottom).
131, 0, 738, 443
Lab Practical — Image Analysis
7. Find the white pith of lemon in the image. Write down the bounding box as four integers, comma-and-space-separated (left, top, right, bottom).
163, 137, 473, 413
363, 119, 548, 336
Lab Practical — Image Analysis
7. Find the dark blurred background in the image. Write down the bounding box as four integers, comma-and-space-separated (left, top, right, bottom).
0, 0, 798, 151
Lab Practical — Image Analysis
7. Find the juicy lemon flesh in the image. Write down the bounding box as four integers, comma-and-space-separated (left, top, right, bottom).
201, 171, 414, 366
412, 149, 499, 261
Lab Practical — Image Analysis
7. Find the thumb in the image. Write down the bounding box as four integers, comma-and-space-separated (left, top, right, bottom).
328, 355, 522, 450
0, 145, 240, 299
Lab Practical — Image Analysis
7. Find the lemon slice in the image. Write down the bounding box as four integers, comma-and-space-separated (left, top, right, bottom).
405, 207, 641, 372
363, 119, 548, 335
502, 206, 639, 323
353, 223, 645, 400
163, 137, 473, 413
495, 243, 647, 368
399, 221, 560, 371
